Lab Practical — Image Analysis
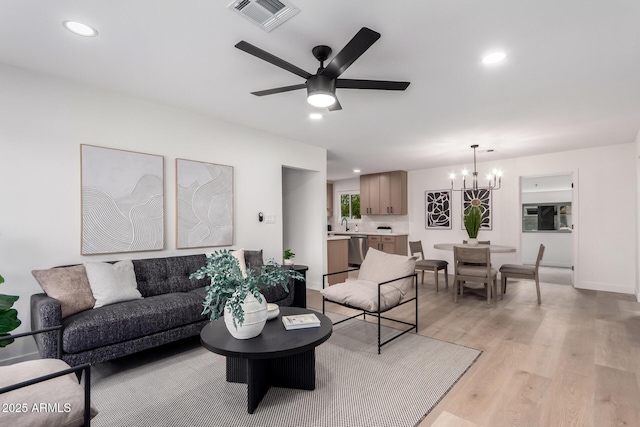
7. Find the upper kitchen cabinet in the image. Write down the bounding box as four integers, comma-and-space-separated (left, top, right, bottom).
360, 171, 407, 215
360, 174, 380, 215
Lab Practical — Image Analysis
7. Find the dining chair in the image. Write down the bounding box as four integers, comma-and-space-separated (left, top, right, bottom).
453, 246, 498, 306
499, 244, 545, 304
408, 241, 448, 291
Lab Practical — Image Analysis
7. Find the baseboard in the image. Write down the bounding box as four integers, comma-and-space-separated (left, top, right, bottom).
525, 261, 572, 268
575, 280, 635, 295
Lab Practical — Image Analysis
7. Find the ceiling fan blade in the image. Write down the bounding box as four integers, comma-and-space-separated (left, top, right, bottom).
251, 84, 307, 97
336, 79, 410, 90
328, 97, 342, 111
235, 41, 312, 80
320, 27, 381, 79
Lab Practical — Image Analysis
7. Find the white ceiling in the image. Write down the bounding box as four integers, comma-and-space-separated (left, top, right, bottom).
1, 1, 639, 180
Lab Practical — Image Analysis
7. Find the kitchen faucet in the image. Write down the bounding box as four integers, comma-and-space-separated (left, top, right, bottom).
341, 217, 349, 231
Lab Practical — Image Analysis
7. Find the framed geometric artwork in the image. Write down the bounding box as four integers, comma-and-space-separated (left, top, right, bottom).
462, 188, 492, 230
176, 158, 234, 249
425, 190, 452, 229
81, 144, 164, 255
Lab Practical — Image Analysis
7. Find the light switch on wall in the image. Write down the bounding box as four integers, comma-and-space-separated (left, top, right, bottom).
265, 214, 276, 224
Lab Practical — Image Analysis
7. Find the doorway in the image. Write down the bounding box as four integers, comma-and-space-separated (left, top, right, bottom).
282, 166, 323, 289
520, 174, 574, 285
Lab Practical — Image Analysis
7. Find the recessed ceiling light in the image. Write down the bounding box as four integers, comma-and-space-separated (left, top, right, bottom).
482, 51, 506, 65
63, 21, 98, 37
309, 113, 323, 120
353, 169, 361, 173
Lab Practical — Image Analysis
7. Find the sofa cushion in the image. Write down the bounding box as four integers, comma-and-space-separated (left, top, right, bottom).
358, 248, 416, 296
321, 280, 402, 312
31, 265, 96, 318
133, 254, 208, 297
84, 260, 143, 308
61, 293, 206, 354
0, 359, 99, 427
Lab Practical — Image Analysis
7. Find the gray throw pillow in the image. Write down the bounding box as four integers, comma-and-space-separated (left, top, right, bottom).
244, 250, 264, 275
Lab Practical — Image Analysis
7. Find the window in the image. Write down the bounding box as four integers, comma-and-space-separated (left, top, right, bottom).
340, 193, 361, 220
522, 203, 572, 232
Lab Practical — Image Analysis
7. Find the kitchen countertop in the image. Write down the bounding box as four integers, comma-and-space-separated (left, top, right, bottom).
327, 235, 350, 241
329, 231, 408, 237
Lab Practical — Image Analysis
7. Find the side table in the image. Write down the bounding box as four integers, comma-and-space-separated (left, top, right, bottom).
292, 264, 308, 308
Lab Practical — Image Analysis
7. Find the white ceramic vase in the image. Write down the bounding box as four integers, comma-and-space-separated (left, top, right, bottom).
467, 238, 479, 247
283, 259, 294, 266
223, 292, 268, 339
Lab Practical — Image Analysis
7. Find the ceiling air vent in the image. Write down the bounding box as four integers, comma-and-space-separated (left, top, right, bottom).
228, 0, 300, 32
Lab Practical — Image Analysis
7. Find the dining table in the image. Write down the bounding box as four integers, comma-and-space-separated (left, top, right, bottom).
433, 243, 516, 253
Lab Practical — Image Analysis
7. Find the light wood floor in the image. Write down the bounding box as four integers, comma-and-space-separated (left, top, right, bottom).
307, 273, 640, 427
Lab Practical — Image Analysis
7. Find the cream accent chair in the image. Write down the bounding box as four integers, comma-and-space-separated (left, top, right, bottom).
453, 246, 498, 306
321, 248, 418, 354
500, 244, 545, 304
0, 327, 98, 427
409, 241, 448, 291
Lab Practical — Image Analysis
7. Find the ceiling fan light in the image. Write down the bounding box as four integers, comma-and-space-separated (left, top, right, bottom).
307, 92, 336, 108
306, 74, 336, 108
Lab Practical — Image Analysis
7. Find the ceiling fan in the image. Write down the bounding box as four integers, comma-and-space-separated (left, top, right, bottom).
235, 27, 410, 111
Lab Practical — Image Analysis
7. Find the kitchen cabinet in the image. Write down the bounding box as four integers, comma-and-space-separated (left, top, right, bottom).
360, 171, 407, 215
327, 181, 334, 217
327, 238, 349, 285
368, 235, 408, 256
360, 173, 380, 215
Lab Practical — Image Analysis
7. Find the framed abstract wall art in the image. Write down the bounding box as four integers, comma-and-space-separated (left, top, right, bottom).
81, 144, 164, 255
425, 190, 452, 229
176, 158, 234, 249
462, 188, 492, 230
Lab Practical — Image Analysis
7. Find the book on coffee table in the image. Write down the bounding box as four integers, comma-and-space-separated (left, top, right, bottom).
282, 313, 321, 330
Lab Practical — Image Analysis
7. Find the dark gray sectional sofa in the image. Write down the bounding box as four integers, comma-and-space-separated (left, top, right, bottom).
30, 252, 303, 366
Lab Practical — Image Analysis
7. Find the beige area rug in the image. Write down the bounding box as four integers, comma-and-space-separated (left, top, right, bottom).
90, 316, 481, 427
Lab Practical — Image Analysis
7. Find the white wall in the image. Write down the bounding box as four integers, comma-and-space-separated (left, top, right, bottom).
0, 64, 326, 362
636, 128, 640, 300
408, 143, 637, 295
282, 167, 325, 289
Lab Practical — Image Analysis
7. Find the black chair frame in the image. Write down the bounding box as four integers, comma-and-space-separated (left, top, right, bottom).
0, 327, 92, 427
322, 267, 419, 354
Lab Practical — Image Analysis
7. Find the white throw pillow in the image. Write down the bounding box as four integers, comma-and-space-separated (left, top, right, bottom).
84, 260, 143, 308
231, 249, 248, 278
205, 250, 248, 278
358, 248, 416, 296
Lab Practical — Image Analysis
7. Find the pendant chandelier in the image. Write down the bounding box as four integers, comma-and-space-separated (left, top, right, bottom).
450, 144, 502, 191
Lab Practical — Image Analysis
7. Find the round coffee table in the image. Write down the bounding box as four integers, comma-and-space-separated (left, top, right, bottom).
200, 306, 332, 414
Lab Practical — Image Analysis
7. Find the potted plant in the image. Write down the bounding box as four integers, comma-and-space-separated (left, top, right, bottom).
283, 249, 295, 266
0, 274, 21, 348
464, 205, 482, 246
190, 250, 303, 339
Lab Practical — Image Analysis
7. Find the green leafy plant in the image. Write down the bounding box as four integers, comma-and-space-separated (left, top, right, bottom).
463, 205, 482, 239
0, 274, 21, 348
283, 249, 295, 260
190, 250, 303, 328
